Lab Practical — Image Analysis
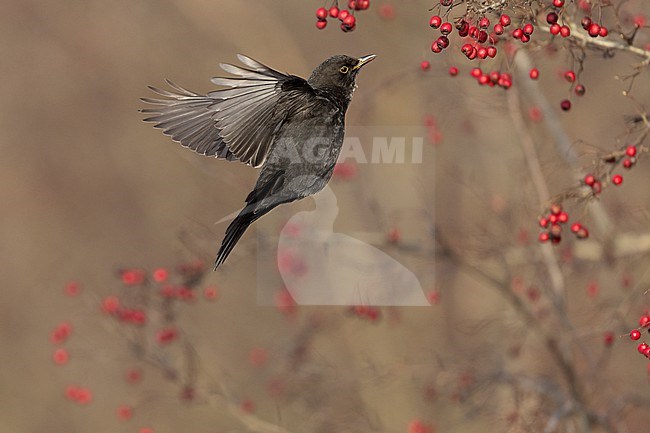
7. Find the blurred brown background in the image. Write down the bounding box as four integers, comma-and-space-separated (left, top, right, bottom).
2, 1, 650, 432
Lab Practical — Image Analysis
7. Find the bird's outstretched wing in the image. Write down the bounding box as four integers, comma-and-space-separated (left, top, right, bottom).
140, 54, 313, 168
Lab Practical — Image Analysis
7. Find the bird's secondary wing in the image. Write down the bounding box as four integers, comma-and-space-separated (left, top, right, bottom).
141, 54, 312, 168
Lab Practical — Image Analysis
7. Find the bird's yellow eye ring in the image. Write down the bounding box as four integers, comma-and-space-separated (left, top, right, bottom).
339, 66, 350, 74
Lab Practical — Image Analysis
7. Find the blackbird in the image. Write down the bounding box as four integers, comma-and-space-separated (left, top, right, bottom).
141, 53, 375, 269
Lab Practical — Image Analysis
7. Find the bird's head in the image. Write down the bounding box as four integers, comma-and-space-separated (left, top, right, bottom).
307, 54, 375, 101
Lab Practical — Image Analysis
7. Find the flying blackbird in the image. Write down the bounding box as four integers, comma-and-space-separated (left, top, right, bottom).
141, 53, 375, 269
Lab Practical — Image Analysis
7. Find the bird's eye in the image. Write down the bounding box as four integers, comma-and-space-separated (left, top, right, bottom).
339, 66, 350, 74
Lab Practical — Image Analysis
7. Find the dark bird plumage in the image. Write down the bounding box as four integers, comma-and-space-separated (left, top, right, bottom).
141, 54, 375, 269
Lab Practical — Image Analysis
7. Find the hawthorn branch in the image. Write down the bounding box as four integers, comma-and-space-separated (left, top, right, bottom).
538, 23, 650, 64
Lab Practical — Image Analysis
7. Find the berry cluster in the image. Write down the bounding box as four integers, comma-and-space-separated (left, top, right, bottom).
580, 16, 609, 38
582, 144, 640, 193
49, 261, 219, 431
315, 0, 370, 32
347, 305, 382, 322
419, 0, 618, 103
546, 9, 572, 38
65, 385, 94, 405
429, 14, 506, 59
470, 67, 512, 89
537, 203, 588, 244
629, 313, 650, 359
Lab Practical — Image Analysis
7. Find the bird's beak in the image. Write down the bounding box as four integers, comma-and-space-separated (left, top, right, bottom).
353, 54, 376, 70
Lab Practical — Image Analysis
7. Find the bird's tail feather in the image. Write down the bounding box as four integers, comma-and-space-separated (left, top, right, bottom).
214, 170, 286, 270
214, 210, 257, 270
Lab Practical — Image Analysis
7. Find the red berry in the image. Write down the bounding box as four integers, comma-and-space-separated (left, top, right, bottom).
550, 24, 561, 35
121, 269, 145, 285
117, 405, 133, 421
570, 222, 582, 233
440, 0, 452, 5
477, 47, 488, 59
431, 42, 442, 53
440, 22, 452, 35
560, 25, 571, 37
329, 6, 340, 18
560, 99, 571, 111
343, 14, 356, 27
538, 232, 550, 242
549, 224, 562, 240
575, 84, 586, 96
64, 281, 81, 296
553, 0, 565, 7
520, 34, 531, 43
640, 315, 650, 327
449, 66, 459, 76
558, 211, 569, 223
479, 17, 490, 29
588, 23, 601, 37
339, 9, 350, 20
529, 68, 539, 79
457, 20, 470, 36
500, 14, 511, 26
625, 145, 637, 157
156, 327, 178, 345
429, 15, 442, 28
630, 329, 642, 340
102, 295, 120, 314
316, 7, 328, 19
547, 12, 559, 24
470, 67, 482, 78
623, 158, 634, 169
487, 46, 497, 58
638, 342, 649, 353
53, 348, 69, 365
203, 286, 218, 300
576, 227, 589, 239
564, 70, 576, 82
316, 19, 327, 30
591, 181, 602, 194
152, 267, 168, 282
603, 331, 615, 346
76, 388, 93, 405
437, 35, 450, 49
125, 368, 142, 384
612, 174, 623, 185
599, 26, 608, 37
512, 28, 523, 39
581, 16, 592, 30
539, 217, 549, 228
493, 23, 504, 34
584, 174, 596, 186
523, 23, 534, 35
550, 204, 562, 215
